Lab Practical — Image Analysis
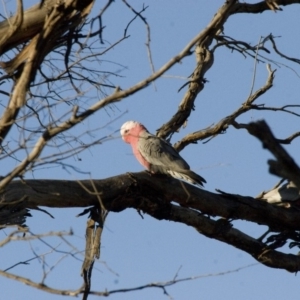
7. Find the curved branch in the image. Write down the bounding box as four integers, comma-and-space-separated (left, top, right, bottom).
156, 0, 237, 139
250, 104, 300, 118
167, 203, 300, 272
0, 263, 257, 297
268, 35, 300, 64
247, 120, 300, 189
276, 131, 300, 144
174, 64, 275, 152
232, 0, 300, 14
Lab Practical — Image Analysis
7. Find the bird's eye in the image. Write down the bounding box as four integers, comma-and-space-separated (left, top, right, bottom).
125, 129, 129, 133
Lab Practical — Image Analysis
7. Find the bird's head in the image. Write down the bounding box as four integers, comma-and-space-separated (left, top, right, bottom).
120, 121, 147, 143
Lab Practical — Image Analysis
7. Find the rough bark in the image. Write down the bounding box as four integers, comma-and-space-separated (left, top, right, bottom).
0, 0, 94, 145
1, 172, 300, 271
0, 0, 56, 55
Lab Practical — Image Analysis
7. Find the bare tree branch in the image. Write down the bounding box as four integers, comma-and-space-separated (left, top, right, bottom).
0, 263, 256, 297
1, 0, 300, 295
2, 168, 300, 272
0, 0, 54, 55
232, 0, 300, 14
0, 12, 239, 191
0, 0, 95, 145
174, 64, 275, 151
247, 120, 300, 190
156, 0, 238, 139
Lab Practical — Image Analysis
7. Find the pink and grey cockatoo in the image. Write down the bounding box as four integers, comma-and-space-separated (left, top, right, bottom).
120, 121, 206, 187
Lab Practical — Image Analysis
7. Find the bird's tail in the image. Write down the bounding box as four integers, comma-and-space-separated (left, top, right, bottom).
167, 169, 206, 187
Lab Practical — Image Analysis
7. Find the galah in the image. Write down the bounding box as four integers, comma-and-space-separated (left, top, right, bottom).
120, 121, 206, 187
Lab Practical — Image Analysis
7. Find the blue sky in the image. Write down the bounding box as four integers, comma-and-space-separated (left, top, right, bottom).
1, 1, 300, 299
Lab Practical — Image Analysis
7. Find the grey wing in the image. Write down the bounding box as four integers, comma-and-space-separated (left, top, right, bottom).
138, 132, 190, 171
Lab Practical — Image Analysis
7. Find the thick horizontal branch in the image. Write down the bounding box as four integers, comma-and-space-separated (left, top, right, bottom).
2, 172, 300, 232
2, 172, 300, 271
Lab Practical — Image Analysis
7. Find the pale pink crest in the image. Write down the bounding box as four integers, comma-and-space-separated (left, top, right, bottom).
120, 121, 147, 144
